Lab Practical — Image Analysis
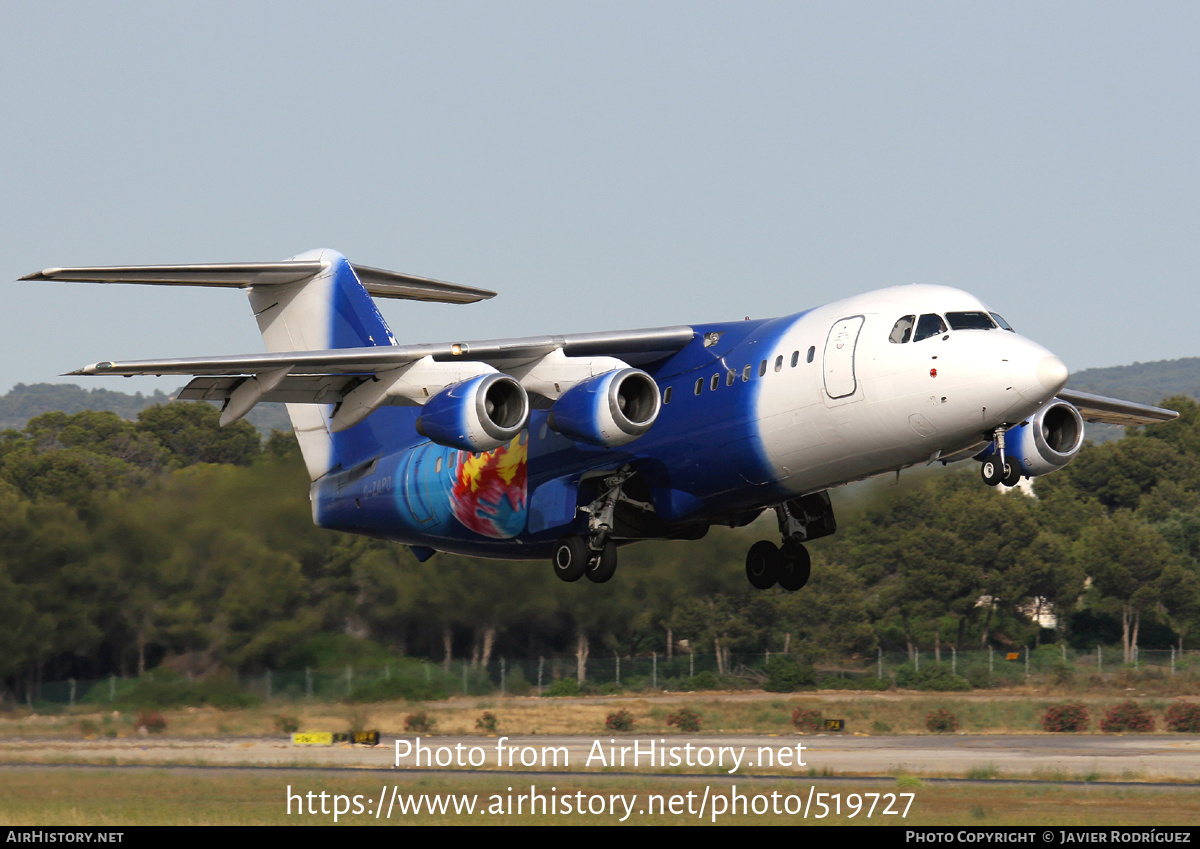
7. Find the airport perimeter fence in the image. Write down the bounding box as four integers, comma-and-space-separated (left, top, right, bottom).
14, 645, 1200, 710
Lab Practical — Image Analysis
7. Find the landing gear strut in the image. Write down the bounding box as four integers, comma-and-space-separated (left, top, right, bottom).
981, 426, 1022, 487
551, 468, 648, 585
744, 493, 834, 591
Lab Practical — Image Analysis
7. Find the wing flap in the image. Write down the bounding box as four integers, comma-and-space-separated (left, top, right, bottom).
1058, 388, 1180, 426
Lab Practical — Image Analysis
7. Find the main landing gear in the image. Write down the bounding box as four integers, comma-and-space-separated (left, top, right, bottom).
980, 426, 1022, 487
551, 468, 649, 585
744, 492, 836, 591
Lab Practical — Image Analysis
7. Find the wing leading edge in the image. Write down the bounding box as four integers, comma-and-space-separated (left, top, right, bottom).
1056, 388, 1179, 427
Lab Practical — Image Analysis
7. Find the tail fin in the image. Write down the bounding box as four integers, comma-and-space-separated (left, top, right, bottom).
25, 249, 495, 480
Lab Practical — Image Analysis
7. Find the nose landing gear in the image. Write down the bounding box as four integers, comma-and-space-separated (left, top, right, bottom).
980, 426, 1023, 487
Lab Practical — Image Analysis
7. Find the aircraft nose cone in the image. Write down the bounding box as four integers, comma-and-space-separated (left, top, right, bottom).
1037, 355, 1069, 394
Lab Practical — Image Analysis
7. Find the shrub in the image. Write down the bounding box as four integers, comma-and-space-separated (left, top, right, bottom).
925, 708, 958, 733
274, 715, 300, 734
349, 676, 450, 703
134, 710, 167, 734
791, 707, 821, 733
895, 663, 971, 692
763, 656, 817, 693
475, 711, 499, 733
606, 709, 636, 732
86, 670, 260, 710
818, 675, 889, 691
1041, 703, 1089, 733
404, 711, 436, 733
666, 707, 701, 733
1164, 702, 1200, 733
1100, 701, 1155, 733
542, 678, 580, 697
685, 671, 721, 691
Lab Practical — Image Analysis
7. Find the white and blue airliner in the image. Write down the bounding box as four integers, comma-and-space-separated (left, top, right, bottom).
25, 249, 1177, 589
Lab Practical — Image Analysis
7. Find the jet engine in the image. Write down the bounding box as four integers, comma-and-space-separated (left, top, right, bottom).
548, 368, 662, 447
1007, 400, 1086, 477
415, 373, 530, 452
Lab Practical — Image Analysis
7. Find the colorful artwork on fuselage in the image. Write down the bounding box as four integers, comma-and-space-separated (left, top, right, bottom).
449, 433, 528, 539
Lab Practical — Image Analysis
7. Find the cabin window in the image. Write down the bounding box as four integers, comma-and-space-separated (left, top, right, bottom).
742, 364, 751, 382
807, 346, 815, 363
694, 378, 703, 395
889, 315, 915, 343
790, 350, 799, 367
726, 370, 735, 386
710, 373, 720, 391
434, 456, 443, 473
663, 386, 673, 404
946, 311, 997, 331
774, 355, 783, 372
759, 359, 767, 377
913, 313, 948, 342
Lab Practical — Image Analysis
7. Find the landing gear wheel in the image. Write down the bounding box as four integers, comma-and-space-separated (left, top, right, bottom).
777, 542, 811, 592
981, 459, 1003, 487
745, 540, 780, 590
552, 536, 588, 583
586, 541, 618, 584
1001, 461, 1023, 487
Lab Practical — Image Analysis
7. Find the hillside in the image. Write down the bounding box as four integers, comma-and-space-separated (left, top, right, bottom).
1068, 357, 1200, 406
0, 382, 291, 434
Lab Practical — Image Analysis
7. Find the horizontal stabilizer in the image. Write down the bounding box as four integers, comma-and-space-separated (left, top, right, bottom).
23, 261, 495, 304
1058, 388, 1180, 426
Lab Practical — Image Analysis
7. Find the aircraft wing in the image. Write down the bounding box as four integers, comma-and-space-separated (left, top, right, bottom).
1057, 388, 1180, 427
68, 326, 697, 426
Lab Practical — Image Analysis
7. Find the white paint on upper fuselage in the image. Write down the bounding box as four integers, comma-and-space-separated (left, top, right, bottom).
752, 284, 1066, 494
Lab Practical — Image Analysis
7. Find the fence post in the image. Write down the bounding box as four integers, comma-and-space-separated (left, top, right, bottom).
615, 653, 620, 687
69, 679, 76, 708
877, 648, 883, 680
951, 648, 956, 677
1062, 644, 1067, 664
988, 646, 993, 677
266, 669, 272, 701
915, 650, 919, 673
537, 657, 544, 696
462, 662, 468, 695
109, 675, 116, 703
1097, 645, 1101, 673
653, 653, 658, 690
305, 667, 312, 700
689, 653, 694, 679
346, 665, 353, 697
1171, 646, 1176, 675
1134, 644, 1139, 671
500, 658, 506, 695
1024, 646, 1029, 682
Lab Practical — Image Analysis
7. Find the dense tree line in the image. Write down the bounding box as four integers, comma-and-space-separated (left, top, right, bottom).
2, 396, 1200, 700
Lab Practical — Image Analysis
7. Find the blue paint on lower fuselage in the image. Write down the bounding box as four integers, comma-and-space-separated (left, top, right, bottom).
314, 310, 809, 560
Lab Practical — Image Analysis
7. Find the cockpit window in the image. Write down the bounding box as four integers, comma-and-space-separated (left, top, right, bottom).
889, 315, 915, 343
990, 312, 1015, 332
913, 313, 948, 342
946, 311, 997, 331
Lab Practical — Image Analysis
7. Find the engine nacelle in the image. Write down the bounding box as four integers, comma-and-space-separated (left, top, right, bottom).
415, 373, 529, 452
992, 400, 1086, 477
548, 368, 662, 447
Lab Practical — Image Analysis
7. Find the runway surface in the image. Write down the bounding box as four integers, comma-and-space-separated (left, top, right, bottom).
4, 733, 1199, 781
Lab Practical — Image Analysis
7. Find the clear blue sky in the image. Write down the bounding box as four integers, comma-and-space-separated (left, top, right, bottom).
3, 2, 1197, 395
